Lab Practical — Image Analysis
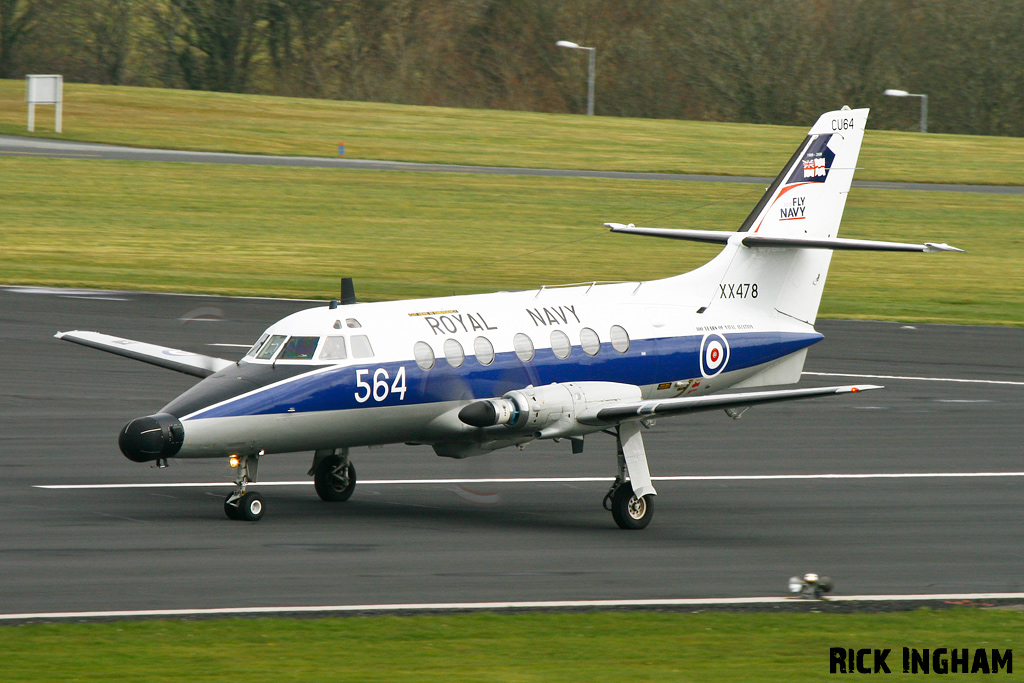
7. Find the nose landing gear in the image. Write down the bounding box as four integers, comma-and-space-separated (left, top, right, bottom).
224, 452, 264, 521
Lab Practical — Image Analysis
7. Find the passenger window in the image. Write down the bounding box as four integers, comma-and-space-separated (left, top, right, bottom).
255, 334, 287, 360
444, 339, 465, 368
320, 336, 348, 361
414, 341, 435, 370
278, 336, 320, 360
350, 334, 374, 358
610, 325, 630, 353
550, 330, 571, 359
513, 333, 534, 362
474, 336, 495, 366
580, 327, 601, 356
246, 333, 269, 357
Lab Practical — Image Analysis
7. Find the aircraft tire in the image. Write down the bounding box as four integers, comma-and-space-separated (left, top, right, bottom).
610, 485, 654, 530
224, 495, 243, 520
314, 457, 356, 502
238, 492, 264, 522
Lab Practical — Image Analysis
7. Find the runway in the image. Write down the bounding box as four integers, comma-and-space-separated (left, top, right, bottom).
1, 286, 1022, 617
2, 134, 1021, 195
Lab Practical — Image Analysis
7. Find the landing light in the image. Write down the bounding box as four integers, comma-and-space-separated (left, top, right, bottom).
229, 454, 240, 469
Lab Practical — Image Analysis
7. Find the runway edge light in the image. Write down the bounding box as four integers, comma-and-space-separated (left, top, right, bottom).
788, 573, 834, 599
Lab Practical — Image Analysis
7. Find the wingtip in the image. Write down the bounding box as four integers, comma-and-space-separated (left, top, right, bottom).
924, 242, 966, 253
847, 384, 884, 393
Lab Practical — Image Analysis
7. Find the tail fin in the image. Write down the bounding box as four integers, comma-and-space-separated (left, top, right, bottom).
712, 107, 869, 325
739, 107, 867, 239
611, 108, 958, 324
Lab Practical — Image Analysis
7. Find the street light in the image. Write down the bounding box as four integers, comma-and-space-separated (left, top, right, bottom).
557, 40, 596, 116
884, 88, 929, 133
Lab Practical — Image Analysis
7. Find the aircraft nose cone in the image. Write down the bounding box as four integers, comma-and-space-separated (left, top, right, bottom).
119, 413, 184, 462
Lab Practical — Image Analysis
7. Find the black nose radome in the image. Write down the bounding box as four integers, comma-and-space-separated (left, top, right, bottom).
119, 413, 184, 462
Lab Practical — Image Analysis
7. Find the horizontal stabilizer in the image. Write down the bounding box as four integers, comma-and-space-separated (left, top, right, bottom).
578, 384, 881, 425
55, 330, 234, 378
606, 223, 963, 253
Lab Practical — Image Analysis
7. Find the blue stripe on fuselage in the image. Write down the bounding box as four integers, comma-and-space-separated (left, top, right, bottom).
186, 331, 822, 420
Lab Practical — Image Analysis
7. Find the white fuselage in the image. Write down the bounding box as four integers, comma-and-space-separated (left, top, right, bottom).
169, 272, 821, 459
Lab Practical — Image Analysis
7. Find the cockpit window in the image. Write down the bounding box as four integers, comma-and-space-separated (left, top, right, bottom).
255, 334, 287, 360
350, 334, 374, 358
320, 336, 348, 361
278, 336, 320, 361
346, 319, 362, 328
246, 333, 269, 358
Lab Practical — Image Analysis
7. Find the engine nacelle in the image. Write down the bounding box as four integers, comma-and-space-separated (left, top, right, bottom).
457, 381, 642, 439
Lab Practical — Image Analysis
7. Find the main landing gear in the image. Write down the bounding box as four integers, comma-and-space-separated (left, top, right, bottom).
224, 452, 264, 521
603, 422, 657, 530
310, 447, 357, 502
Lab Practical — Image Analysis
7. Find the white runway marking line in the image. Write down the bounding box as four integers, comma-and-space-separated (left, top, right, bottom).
804, 371, 1024, 386
35, 471, 1024, 490
3, 593, 1024, 622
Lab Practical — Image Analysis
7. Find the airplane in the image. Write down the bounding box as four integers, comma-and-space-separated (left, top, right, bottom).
56, 107, 962, 528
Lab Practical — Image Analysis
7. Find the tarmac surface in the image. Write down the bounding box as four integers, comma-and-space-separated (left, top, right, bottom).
1, 134, 1021, 195
2, 286, 1022, 616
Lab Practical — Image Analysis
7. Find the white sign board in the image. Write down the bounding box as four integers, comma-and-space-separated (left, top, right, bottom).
26, 74, 63, 132
27, 75, 62, 104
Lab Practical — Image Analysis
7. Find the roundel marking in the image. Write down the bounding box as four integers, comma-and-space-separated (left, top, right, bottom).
700, 333, 730, 378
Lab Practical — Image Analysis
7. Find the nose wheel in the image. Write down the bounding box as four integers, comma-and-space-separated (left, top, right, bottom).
224, 452, 264, 521
225, 491, 264, 521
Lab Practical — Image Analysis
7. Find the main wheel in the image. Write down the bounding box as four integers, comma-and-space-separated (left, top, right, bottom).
610, 484, 654, 530
238, 492, 264, 521
314, 457, 356, 502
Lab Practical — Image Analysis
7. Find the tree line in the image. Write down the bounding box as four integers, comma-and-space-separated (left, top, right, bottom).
2, 0, 1022, 136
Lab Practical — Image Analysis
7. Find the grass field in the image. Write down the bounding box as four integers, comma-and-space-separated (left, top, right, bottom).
1, 157, 1020, 325
1, 609, 1020, 682
1, 81, 1021, 326
2, 80, 1024, 186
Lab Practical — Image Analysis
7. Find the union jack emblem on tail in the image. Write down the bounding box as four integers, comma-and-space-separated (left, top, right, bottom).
803, 157, 826, 178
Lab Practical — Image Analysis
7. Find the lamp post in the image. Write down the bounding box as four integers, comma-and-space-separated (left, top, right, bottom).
556, 40, 596, 116
884, 89, 929, 133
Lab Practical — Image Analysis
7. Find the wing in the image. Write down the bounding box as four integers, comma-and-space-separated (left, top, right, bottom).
578, 384, 881, 425
55, 330, 234, 378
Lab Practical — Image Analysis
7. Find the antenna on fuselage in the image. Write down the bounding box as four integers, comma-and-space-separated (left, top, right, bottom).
340, 277, 356, 305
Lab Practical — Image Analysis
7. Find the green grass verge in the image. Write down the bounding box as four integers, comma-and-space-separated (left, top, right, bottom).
2, 80, 1023, 185
2, 158, 1019, 326
1, 609, 1019, 682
